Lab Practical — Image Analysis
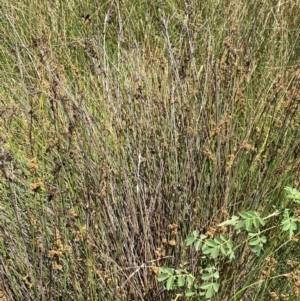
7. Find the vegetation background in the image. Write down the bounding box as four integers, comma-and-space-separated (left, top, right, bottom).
0, 0, 300, 300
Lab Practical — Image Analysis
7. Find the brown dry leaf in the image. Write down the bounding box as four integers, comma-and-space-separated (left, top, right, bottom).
151, 265, 160, 275
30, 181, 43, 192
0, 290, 8, 301
203, 145, 216, 162
48, 250, 63, 258
241, 142, 256, 152
168, 239, 176, 246
53, 263, 63, 271
226, 154, 235, 172
28, 157, 38, 171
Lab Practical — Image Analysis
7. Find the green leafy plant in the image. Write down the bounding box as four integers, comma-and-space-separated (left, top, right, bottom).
284, 186, 300, 202
281, 209, 298, 239
158, 186, 300, 300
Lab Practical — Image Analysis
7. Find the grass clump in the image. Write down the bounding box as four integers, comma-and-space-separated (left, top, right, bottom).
0, 0, 300, 300
158, 187, 300, 300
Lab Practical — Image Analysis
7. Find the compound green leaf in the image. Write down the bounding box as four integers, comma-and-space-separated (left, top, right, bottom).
195, 240, 202, 251
205, 239, 217, 247
211, 247, 219, 258
177, 275, 185, 287
238, 211, 249, 218
160, 267, 174, 275
218, 215, 239, 227
260, 236, 267, 243
186, 274, 195, 287
213, 282, 220, 292
236, 220, 245, 229
193, 230, 200, 238
186, 235, 196, 246
158, 273, 169, 282
186, 291, 196, 297
175, 269, 184, 274
166, 276, 174, 290
249, 237, 260, 246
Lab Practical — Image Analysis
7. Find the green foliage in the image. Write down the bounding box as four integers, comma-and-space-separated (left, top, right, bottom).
1, 0, 300, 300
158, 186, 300, 300
284, 186, 300, 203
158, 267, 196, 292
219, 211, 265, 231
281, 210, 298, 239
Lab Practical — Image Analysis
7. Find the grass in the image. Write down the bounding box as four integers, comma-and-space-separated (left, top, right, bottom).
0, 0, 300, 300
